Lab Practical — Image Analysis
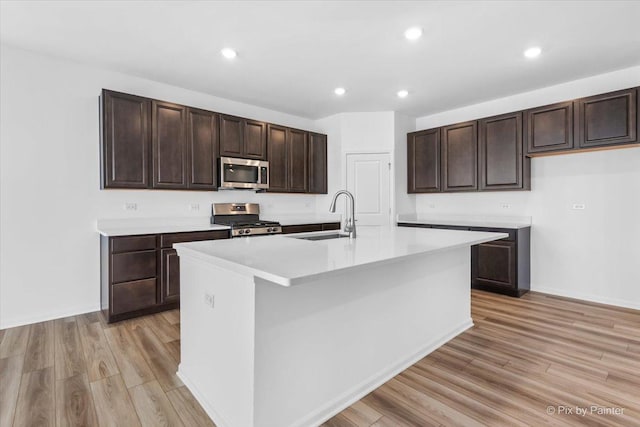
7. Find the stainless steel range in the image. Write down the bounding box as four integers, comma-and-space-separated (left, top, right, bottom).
211, 203, 282, 237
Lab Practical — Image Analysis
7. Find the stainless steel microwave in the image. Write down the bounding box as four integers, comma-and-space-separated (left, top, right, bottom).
219, 157, 269, 190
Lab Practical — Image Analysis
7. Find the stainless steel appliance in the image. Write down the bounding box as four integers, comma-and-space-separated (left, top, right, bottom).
211, 203, 281, 237
219, 157, 269, 190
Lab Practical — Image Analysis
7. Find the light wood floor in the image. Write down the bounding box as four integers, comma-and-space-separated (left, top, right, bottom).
1, 291, 638, 426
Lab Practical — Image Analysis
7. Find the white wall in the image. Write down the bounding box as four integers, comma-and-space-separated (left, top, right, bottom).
413, 67, 640, 309
393, 113, 416, 219
315, 112, 398, 217
0, 45, 320, 328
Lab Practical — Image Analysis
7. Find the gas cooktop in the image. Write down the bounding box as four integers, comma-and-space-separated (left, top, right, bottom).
211, 203, 282, 237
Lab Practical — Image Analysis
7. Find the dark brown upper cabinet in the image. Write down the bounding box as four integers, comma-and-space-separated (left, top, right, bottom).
267, 125, 288, 192
101, 90, 151, 189
187, 108, 218, 190
308, 132, 328, 194
407, 128, 441, 193
267, 125, 309, 193
152, 101, 188, 189
577, 88, 637, 149
100, 90, 324, 193
525, 101, 574, 155
442, 121, 478, 192
479, 112, 530, 191
288, 129, 308, 192
219, 114, 267, 160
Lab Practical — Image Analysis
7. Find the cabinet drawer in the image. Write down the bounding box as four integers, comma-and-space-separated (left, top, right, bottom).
111, 235, 157, 253
111, 250, 156, 283
160, 230, 229, 248
281, 224, 323, 234
111, 278, 157, 315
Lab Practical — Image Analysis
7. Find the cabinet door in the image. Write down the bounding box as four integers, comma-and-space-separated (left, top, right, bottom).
472, 240, 516, 289
577, 88, 637, 148
525, 101, 574, 154
442, 121, 478, 192
111, 279, 157, 315
267, 125, 288, 192
101, 90, 151, 188
288, 129, 308, 192
111, 250, 157, 284
187, 108, 218, 190
219, 114, 244, 157
243, 119, 267, 159
479, 112, 528, 190
152, 101, 188, 189
308, 133, 327, 194
161, 248, 180, 303
408, 129, 441, 193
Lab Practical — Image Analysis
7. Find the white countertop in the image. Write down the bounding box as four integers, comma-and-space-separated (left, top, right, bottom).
174, 225, 507, 287
397, 214, 532, 229
96, 217, 230, 236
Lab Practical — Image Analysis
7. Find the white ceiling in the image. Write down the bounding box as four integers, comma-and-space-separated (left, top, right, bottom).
1, 1, 639, 119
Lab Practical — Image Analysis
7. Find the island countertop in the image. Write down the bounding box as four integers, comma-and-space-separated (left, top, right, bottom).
174, 225, 507, 286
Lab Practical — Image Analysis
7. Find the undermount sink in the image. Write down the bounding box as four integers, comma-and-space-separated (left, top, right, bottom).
294, 233, 350, 241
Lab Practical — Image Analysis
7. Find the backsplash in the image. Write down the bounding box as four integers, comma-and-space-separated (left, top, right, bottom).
97, 189, 319, 219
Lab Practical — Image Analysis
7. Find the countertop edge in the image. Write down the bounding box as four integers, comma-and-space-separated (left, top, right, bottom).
175, 230, 507, 287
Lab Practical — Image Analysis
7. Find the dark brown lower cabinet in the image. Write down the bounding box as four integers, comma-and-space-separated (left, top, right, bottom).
472, 240, 516, 290
161, 248, 180, 303
397, 223, 530, 297
101, 229, 230, 322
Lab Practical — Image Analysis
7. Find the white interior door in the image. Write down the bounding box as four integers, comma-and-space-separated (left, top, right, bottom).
346, 153, 391, 226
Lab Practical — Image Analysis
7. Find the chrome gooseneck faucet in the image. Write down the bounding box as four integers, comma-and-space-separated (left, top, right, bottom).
329, 190, 356, 238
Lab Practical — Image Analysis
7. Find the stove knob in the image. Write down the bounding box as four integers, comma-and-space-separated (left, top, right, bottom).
244, 229, 251, 234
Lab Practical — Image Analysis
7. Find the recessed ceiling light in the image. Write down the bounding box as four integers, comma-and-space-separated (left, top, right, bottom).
404, 27, 423, 41
397, 90, 409, 98
334, 87, 346, 96
524, 46, 542, 59
221, 48, 237, 59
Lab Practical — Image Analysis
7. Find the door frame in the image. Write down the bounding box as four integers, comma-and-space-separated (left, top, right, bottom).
344, 151, 393, 226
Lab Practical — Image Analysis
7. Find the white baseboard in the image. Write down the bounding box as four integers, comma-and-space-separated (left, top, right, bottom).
293, 318, 474, 427
533, 286, 640, 311
0, 303, 101, 329
177, 367, 232, 427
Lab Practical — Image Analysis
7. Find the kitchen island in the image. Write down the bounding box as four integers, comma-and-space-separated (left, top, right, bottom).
174, 226, 506, 427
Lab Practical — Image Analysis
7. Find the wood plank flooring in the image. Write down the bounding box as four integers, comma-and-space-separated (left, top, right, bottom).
1, 290, 638, 426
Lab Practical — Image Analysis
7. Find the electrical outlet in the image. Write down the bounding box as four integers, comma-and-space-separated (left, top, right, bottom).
572, 203, 586, 210
124, 203, 137, 211
500, 203, 511, 209
204, 293, 215, 309
188, 203, 200, 212
428, 203, 436, 209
